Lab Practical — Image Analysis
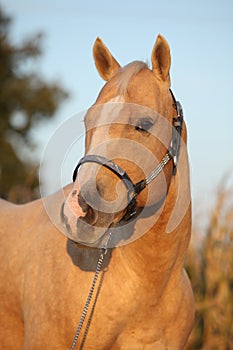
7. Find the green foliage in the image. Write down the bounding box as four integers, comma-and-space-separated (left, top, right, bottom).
0, 6, 68, 203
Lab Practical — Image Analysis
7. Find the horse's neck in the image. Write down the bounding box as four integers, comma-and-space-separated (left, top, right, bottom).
118, 188, 191, 288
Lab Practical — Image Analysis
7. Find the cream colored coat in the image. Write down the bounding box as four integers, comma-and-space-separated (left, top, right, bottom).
0, 35, 194, 349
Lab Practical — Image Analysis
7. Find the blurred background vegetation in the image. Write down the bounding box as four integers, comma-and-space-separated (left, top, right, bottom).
0, 5, 68, 203
185, 184, 233, 349
0, 6, 232, 349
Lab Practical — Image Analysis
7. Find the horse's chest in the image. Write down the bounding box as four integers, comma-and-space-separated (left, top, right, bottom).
22, 266, 163, 349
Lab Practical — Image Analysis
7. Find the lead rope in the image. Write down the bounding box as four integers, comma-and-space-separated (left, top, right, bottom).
79, 270, 105, 349
70, 232, 112, 350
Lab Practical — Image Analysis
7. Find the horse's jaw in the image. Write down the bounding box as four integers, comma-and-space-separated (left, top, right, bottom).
60, 179, 170, 248
61, 188, 129, 247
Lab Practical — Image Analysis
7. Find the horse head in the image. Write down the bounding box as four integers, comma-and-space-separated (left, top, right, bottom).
62, 35, 189, 247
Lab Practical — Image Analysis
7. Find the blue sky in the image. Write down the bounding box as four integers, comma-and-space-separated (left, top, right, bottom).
2, 0, 233, 218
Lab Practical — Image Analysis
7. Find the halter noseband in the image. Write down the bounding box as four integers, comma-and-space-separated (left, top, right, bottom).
72, 92, 183, 220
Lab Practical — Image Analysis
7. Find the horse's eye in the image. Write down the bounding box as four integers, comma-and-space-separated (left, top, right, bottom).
135, 119, 153, 132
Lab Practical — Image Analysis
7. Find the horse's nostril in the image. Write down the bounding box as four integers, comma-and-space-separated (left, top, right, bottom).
78, 193, 99, 225
78, 193, 90, 213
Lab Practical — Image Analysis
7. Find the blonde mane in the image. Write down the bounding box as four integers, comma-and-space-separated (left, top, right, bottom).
115, 61, 148, 96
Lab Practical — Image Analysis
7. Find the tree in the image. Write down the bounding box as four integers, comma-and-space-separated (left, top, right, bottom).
0, 6, 68, 203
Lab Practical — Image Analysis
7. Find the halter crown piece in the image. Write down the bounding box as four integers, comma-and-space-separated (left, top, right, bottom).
72, 91, 184, 221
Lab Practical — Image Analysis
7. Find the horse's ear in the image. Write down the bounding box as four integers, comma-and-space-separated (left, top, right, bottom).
93, 37, 121, 81
151, 34, 171, 86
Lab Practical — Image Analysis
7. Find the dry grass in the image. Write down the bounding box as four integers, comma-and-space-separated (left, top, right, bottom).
185, 185, 233, 349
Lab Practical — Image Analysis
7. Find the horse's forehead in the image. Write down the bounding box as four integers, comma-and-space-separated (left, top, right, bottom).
96, 64, 158, 102
114, 67, 162, 108
99, 96, 126, 125
89, 65, 168, 127
85, 96, 126, 131
126, 69, 160, 96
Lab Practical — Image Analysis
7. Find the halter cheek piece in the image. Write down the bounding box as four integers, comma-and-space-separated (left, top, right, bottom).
72, 91, 184, 221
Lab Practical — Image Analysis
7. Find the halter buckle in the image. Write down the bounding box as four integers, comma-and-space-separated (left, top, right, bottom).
168, 102, 183, 172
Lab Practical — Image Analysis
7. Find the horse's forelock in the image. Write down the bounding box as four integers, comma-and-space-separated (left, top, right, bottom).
115, 61, 148, 96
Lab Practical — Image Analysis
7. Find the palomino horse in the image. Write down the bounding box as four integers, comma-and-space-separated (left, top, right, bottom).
0, 35, 194, 349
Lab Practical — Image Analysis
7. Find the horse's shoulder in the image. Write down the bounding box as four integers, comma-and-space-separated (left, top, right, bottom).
0, 196, 62, 277
0, 198, 51, 256
0, 198, 17, 210
0, 198, 20, 230
0, 197, 43, 223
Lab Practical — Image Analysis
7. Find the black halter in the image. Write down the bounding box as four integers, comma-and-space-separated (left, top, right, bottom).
72, 92, 183, 220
